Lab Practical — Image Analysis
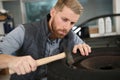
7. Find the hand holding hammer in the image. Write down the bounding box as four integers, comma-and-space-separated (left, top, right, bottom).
9, 36, 91, 75
9, 51, 71, 74
9, 39, 74, 74
9, 34, 75, 75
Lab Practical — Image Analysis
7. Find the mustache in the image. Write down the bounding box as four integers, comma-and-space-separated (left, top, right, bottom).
58, 29, 68, 33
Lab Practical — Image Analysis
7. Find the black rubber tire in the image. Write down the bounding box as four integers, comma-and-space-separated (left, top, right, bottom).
48, 47, 120, 80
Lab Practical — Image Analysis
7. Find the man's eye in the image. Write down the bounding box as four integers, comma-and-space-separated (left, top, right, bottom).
62, 18, 68, 22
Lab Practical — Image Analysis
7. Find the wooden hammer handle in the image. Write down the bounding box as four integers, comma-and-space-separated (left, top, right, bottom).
9, 52, 66, 74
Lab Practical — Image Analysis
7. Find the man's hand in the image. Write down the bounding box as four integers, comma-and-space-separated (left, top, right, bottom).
72, 43, 91, 56
8, 56, 37, 75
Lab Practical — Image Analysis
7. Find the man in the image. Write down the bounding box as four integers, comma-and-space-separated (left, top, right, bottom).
0, 0, 91, 80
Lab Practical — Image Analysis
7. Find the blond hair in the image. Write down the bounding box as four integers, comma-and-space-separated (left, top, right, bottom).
54, 0, 84, 15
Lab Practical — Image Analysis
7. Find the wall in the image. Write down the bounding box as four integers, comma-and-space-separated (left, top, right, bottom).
23, 0, 57, 23
0, 1, 3, 9
0, 1, 4, 35
77, 0, 113, 25
3, 1, 22, 27
1, 0, 113, 27
113, 0, 120, 34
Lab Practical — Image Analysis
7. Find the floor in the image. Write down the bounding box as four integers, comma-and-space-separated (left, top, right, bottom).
0, 69, 10, 80
0, 75, 10, 80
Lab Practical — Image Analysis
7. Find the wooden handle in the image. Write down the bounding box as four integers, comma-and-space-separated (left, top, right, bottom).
9, 52, 66, 74
36, 52, 66, 66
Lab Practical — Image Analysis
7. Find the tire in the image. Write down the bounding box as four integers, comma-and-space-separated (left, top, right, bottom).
48, 47, 120, 80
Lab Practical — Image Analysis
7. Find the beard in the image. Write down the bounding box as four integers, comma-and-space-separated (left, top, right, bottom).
50, 20, 68, 39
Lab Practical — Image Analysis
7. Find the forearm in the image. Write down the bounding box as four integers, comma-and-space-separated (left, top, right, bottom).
0, 54, 37, 75
0, 54, 16, 69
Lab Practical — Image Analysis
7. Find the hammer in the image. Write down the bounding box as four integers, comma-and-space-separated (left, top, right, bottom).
9, 40, 75, 74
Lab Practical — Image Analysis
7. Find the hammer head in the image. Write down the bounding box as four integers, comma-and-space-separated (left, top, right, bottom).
62, 34, 75, 66
64, 42, 74, 66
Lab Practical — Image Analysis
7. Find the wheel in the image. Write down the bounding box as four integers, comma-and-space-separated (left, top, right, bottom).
48, 47, 120, 80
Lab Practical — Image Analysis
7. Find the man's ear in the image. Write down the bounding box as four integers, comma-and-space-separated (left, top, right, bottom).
50, 8, 56, 17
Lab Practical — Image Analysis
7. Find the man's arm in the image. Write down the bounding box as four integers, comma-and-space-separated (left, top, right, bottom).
0, 53, 16, 69
0, 53, 37, 75
0, 25, 25, 54
0, 25, 25, 69
0, 25, 37, 75
72, 31, 91, 56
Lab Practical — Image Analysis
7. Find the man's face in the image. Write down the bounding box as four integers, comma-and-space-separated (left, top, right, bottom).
49, 6, 80, 39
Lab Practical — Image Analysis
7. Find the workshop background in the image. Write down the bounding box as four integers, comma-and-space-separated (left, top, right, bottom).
0, 0, 120, 80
